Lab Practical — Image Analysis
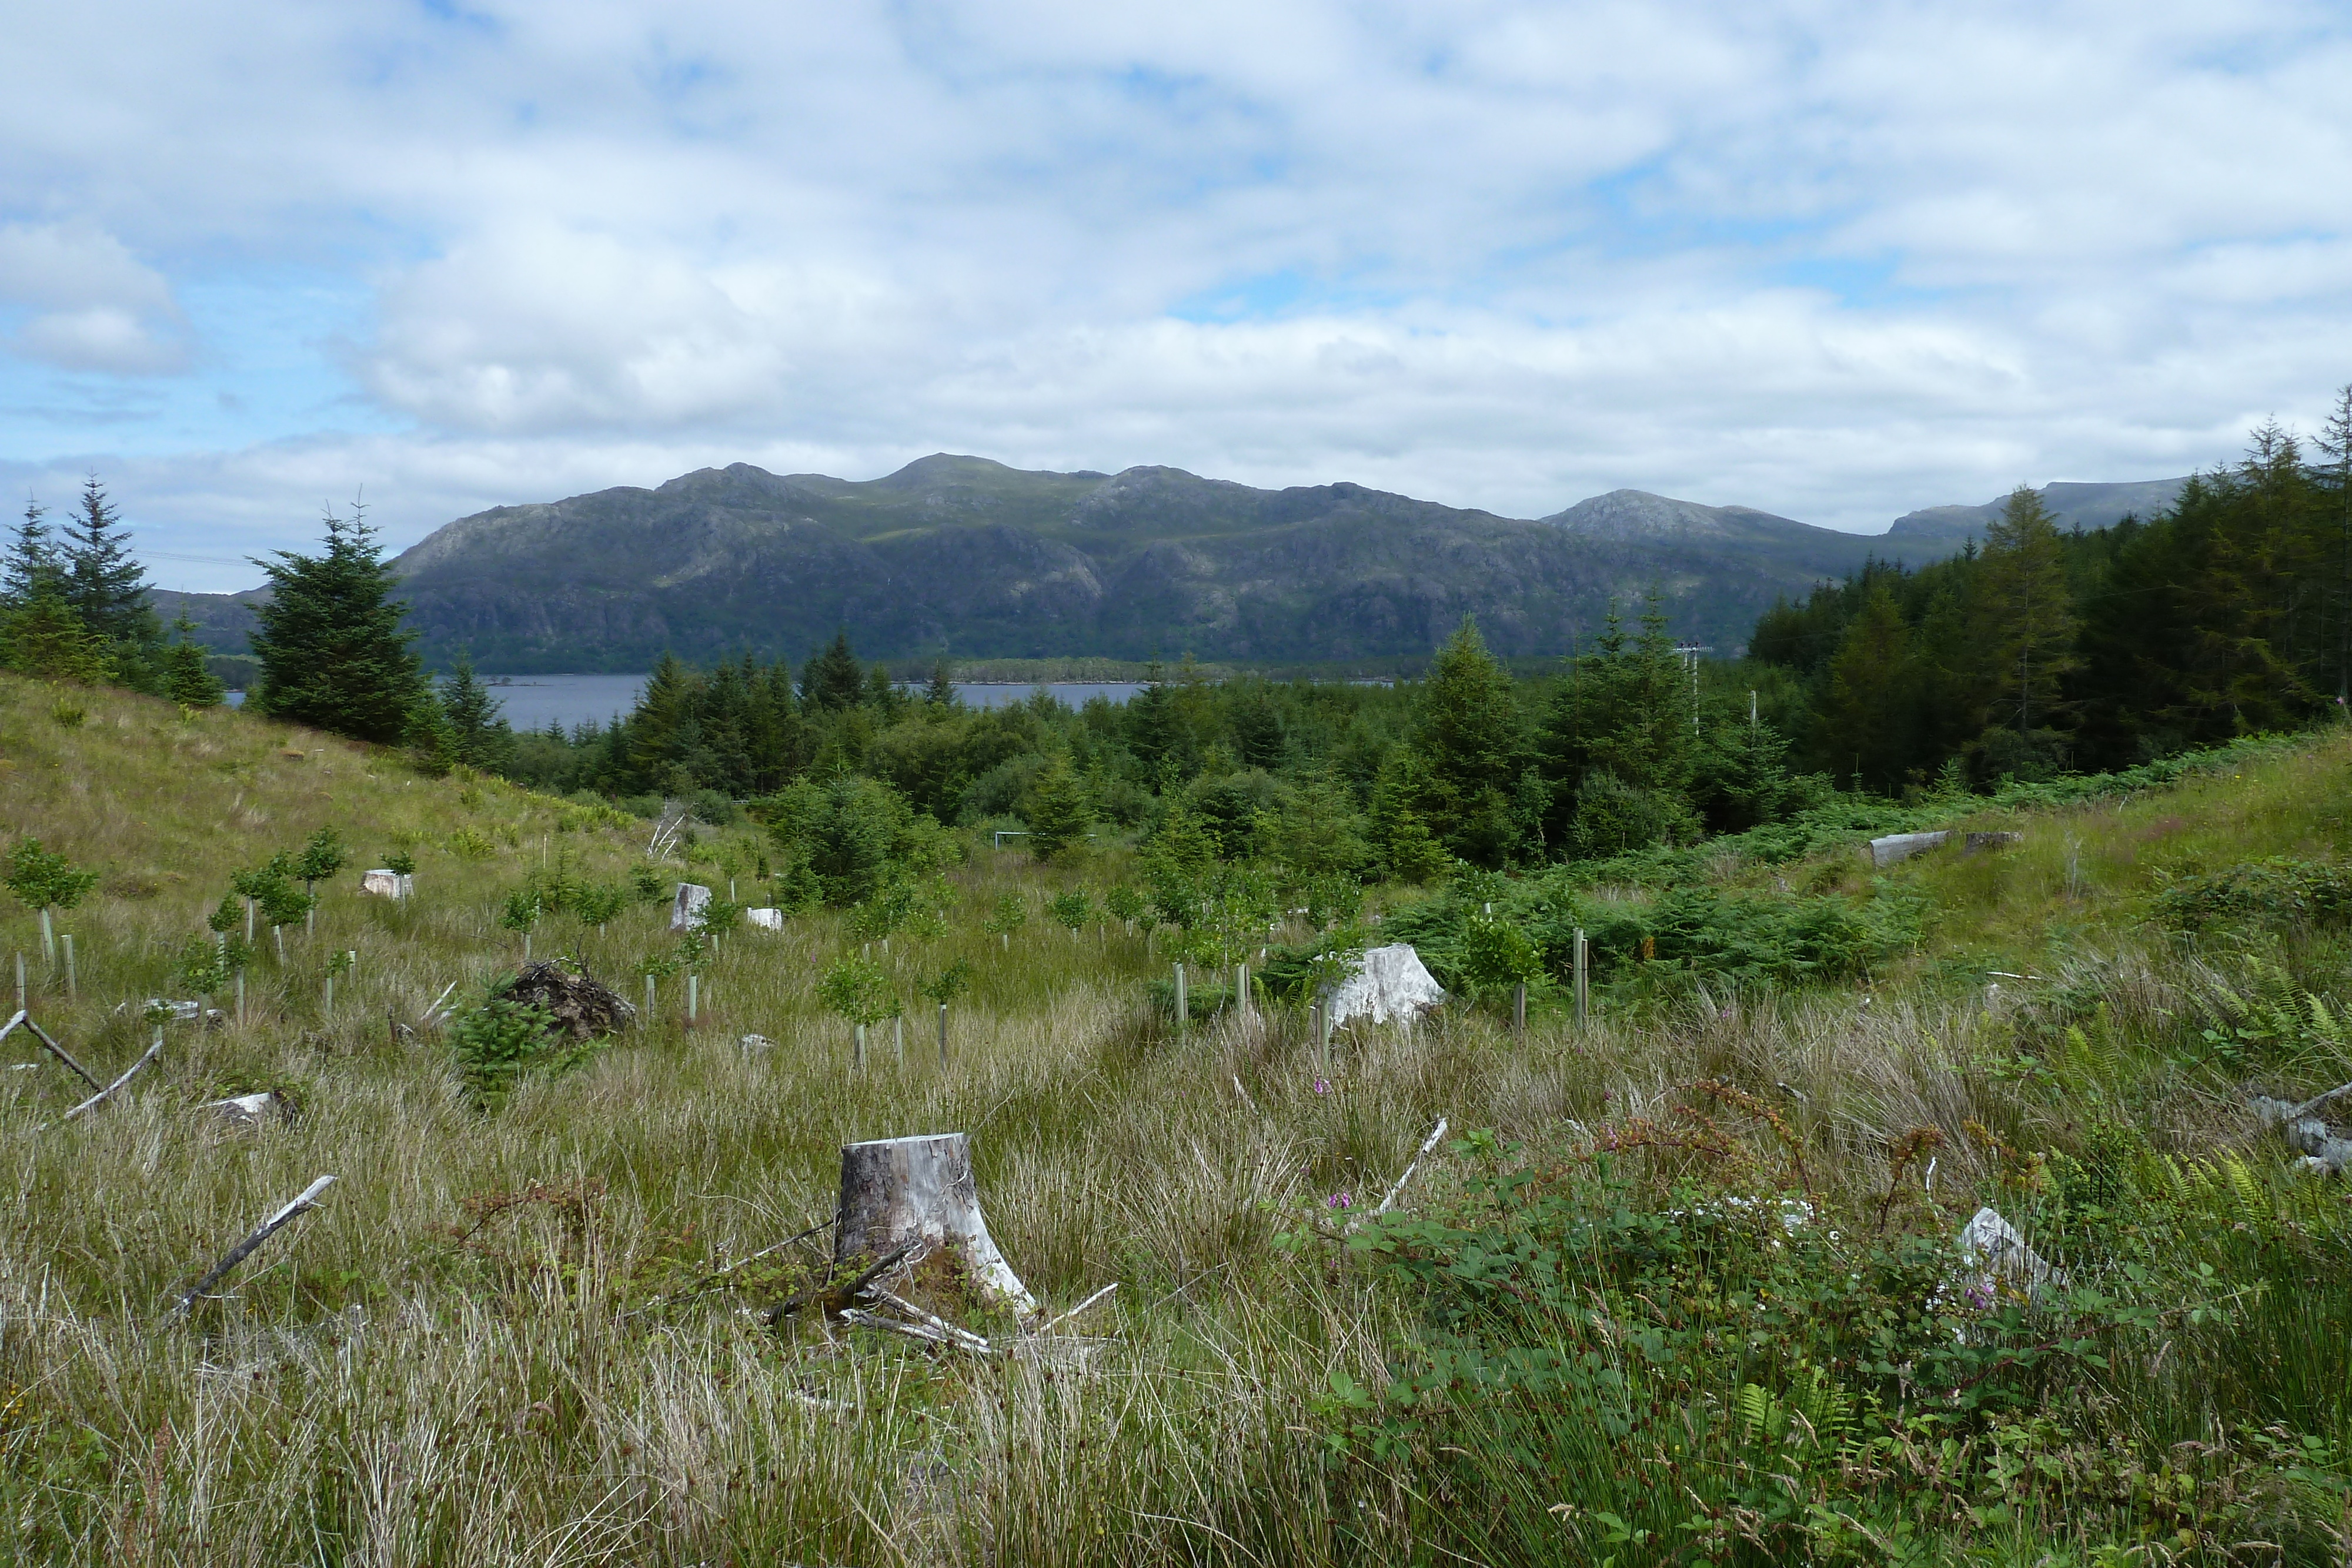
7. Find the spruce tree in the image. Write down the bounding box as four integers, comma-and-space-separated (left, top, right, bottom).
248, 502, 426, 744
59, 476, 152, 646
1409, 617, 1523, 865
437, 655, 513, 771
1823, 581, 1919, 791
1, 581, 113, 684
2, 499, 57, 608
800, 631, 866, 712
1024, 752, 1094, 861
161, 615, 226, 706
923, 660, 958, 710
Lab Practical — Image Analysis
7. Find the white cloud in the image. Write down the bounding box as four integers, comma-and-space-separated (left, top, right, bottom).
0, 0, 2347, 583
0, 223, 188, 372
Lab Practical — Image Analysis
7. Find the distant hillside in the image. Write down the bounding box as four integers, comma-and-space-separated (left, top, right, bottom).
1886, 477, 2189, 550
157, 459, 2187, 673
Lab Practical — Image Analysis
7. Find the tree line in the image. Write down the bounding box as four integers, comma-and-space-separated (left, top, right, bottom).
16, 391, 2350, 891
1752, 390, 2352, 790
1, 479, 222, 706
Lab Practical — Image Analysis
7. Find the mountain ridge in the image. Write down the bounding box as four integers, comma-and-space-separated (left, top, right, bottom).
153, 459, 2189, 673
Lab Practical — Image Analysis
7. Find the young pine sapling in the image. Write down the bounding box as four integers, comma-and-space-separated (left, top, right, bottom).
4, 838, 99, 966
292, 828, 346, 932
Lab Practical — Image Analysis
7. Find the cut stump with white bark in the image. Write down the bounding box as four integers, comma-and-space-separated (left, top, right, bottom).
835, 1134, 1036, 1317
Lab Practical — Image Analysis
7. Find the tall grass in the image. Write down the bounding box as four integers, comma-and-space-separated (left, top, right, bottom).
2, 677, 2350, 1563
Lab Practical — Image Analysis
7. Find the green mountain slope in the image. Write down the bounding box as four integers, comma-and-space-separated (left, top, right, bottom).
165, 459, 2184, 672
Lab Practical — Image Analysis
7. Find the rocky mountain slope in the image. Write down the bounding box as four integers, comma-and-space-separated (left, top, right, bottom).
158, 459, 2189, 671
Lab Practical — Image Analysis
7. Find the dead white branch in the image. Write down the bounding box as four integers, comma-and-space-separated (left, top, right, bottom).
2250, 1092, 2352, 1173
1036, 1282, 1118, 1335
170, 1175, 336, 1316
0, 1010, 103, 1091
1370, 1116, 1451, 1219
48, 1033, 163, 1128
837, 1306, 997, 1356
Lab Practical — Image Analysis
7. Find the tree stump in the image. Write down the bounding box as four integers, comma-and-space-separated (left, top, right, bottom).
835, 1134, 1035, 1316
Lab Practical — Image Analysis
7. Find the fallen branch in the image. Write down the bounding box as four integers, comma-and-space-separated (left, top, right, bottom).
861, 1285, 993, 1352
420, 982, 459, 1025
1036, 1282, 1118, 1335
47, 1032, 163, 1129
170, 1175, 337, 1316
2286, 1079, 2352, 1124
1370, 1116, 1450, 1218
0, 1010, 103, 1091
837, 1306, 997, 1356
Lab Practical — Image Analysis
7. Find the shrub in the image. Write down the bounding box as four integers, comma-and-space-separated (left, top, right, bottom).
447, 982, 586, 1107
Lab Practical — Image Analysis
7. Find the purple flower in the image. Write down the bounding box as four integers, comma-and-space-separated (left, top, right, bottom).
1312, 1078, 1331, 1095
1327, 1192, 1352, 1210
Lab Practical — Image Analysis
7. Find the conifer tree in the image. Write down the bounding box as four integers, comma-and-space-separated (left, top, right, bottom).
923, 660, 958, 710
1823, 580, 1919, 791
437, 655, 513, 771
2317, 383, 2352, 703
2, 499, 57, 608
1024, 751, 1094, 860
59, 476, 153, 646
1973, 487, 2079, 740
1408, 617, 1523, 865
1, 581, 113, 684
248, 502, 425, 744
800, 631, 866, 712
161, 615, 226, 706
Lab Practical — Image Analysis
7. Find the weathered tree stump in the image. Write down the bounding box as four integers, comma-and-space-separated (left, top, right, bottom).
835, 1134, 1035, 1316
670, 884, 712, 931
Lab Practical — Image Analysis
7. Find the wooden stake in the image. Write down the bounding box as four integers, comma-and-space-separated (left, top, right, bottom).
1235, 962, 1249, 1019
644, 974, 656, 1027
1174, 963, 1187, 1034
273, 925, 285, 966
687, 972, 698, 1025
1514, 982, 1526, 1040
39, 908, 54, 965
170, 1175, 336, 1316
854, 1022, 866, 1071
938, 1002, 949, 1069
894, 1014, 904, 1066
323, 974, 333, 1016
1573, 928, 1589, 1027
61, 935, 74, 999
236, 971, 246, 1029
14, 952, 22, 1013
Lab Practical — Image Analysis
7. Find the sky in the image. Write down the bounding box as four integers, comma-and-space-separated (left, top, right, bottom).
2, 1, 2348, 593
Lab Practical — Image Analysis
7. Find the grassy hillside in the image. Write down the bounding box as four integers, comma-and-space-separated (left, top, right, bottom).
4, 677, 2351, 1564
